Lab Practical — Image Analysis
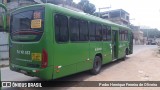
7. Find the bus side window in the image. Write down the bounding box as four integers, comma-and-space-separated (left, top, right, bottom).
119, 30, 128, 41
95, 24, 102, 41
89, 22, 96, 41
107, 26, 111, 41
79, 20, 88, 41
102, 25, 107, 41
125, 30, 128, 41
0, 14, 3, 31
69, 18, 79, 41
119, 30, 124, 41
54, 14, 69, 42
6, 14, 10, 32
119, 30, 122, 41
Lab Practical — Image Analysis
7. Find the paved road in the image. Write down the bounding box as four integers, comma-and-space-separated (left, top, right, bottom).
1, 45, 158, 90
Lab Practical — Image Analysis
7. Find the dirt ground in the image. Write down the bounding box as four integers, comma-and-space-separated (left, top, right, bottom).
3, 46, 160, 90
54, 47, 160, 90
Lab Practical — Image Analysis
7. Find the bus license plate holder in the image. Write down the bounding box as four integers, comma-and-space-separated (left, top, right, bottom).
20, 70, 27, 74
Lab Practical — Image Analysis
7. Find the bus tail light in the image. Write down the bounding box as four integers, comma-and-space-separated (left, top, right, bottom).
41, 49, 48, 68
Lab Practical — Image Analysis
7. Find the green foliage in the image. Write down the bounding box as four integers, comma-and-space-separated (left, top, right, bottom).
41, 0, 96, 14
42, 0, 64, 5
78, 0, 96, 14
93, 12, 103, 17
141, 29, 160, 38
65, 0, 74, 6
93, 12, 100, 17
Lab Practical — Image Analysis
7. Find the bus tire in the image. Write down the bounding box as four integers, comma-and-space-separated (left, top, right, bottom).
122, 49, 127, 61
126, 48, 129, 55
90, 56, 102, 75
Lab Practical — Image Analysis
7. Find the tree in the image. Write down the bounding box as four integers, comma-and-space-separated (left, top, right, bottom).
78, 0, 96, 14
141, 28, 160, 38
41, 0, 64, 5
66, 0, 73, 6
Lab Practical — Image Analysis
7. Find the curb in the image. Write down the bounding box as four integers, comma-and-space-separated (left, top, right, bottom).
0, 58, 9, 60
0, 64, 9, 68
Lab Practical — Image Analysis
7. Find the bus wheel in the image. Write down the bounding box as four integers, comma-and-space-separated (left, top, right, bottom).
90, 56, 102, 75
122, 49, 127, 60
126, 48, 129, 55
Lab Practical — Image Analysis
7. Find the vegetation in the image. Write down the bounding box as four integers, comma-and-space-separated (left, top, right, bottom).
78, 0, 96, 14
141, 28, 160, 38
41, 0, 64, 5
41, 0, 96, 14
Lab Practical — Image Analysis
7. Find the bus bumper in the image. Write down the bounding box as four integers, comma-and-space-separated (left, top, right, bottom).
10, 63, 53, 80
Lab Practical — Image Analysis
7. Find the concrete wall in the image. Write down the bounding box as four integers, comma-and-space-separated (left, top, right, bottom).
132, 30, 144, 45
0, 32, 9, 60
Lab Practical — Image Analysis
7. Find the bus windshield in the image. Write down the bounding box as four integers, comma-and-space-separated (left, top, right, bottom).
10, 7, 44, 42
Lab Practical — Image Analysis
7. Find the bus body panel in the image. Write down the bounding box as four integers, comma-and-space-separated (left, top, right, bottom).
89, 41, 103, 63
9, 3, 133, 80
9, 5, 53, 80
111, 27, 119, 59
102, 42, 112, 64
10, 63, 53, 80
118, 41, 129, 58
52, 43, 91, 79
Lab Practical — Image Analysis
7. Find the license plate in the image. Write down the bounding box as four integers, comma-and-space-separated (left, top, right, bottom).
20, 70, 27, 74
32, 53, 41, 61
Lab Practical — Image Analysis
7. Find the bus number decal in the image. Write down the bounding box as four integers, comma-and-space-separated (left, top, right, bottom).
17, 50, 30, 55
33, 11, 41, 19
31, 19, 42, 28
95, 48, 102, 51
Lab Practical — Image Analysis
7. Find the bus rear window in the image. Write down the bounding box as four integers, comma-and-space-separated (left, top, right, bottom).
10, 7, 44, 42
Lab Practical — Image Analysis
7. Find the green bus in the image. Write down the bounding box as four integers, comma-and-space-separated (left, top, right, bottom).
0, 3, 7, 32
9, 3, 133, 80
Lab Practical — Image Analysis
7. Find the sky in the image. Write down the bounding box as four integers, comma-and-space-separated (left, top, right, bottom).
74, 0, 160, 30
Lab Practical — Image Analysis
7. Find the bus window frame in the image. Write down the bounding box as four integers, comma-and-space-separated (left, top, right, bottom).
10, 7, 45, 42
54, 13, 69, 43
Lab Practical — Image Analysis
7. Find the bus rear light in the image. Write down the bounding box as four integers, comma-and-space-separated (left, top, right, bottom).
32, 70, 40, 73
41, 49, 48, 68
55, 66, 62, 69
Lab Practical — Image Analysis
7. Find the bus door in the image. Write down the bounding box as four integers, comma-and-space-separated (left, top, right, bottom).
112, 30, 118, 60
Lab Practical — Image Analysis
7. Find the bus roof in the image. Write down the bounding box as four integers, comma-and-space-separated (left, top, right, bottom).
12, 3, 132, 30
0, 4, 7, 12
